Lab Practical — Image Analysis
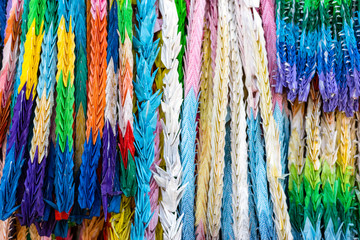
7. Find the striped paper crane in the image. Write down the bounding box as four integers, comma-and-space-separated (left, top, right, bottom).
303, 86, 323, 239
254, 9, 293, 239
0, 0, 44, 221
180, 0, 205, 236
78, 0, 107, 216
117, 0, 136, 200
288, 100, 306, 239
206, 0, 229, 237
0, 0, 23, 150
53, 15, 75, 222
20, 2, 57, 226
101, 0, 118, 218
195, 0, 216, 237
130, 0, 161, 237
152, 0, 184, 238
336, 111, 355, 237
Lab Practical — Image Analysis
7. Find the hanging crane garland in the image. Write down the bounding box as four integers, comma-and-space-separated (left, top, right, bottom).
117, 0, 136, 201
130, 0, 161, 237
195, 0, 216, 237
78, 0, 107, 217
109, 0, 135, 236
180, 0, 205, 237
101, 0, 118, 218
0, 0, 44, 221
73, 0, 87, 179
53, 15, 75, 221
153, 0, 184, 238
21, 0, 56, 227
